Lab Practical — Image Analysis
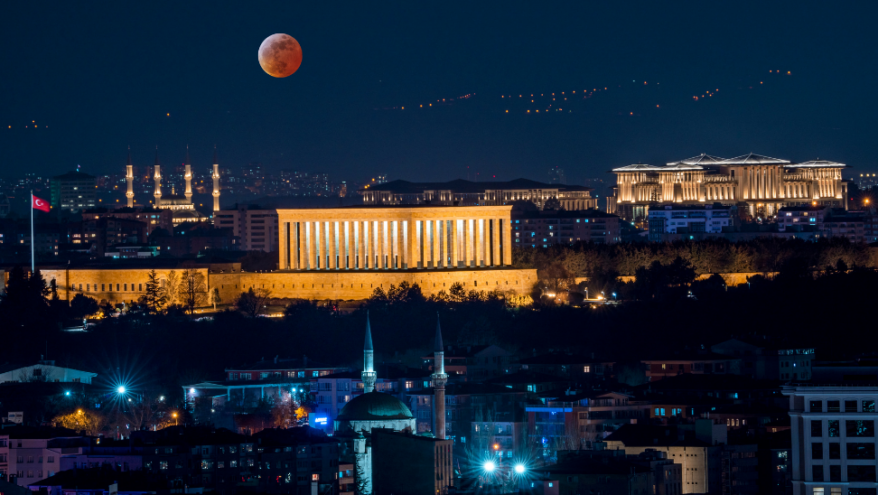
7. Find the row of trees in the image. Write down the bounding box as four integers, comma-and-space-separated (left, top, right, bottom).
513, 237, 875, 278
140, 269, 217, 314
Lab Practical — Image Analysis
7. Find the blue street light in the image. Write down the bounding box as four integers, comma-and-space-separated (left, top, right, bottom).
65, 391, 71, 396
483, 461, 496, 472
117, 386, 126, 394
514, 464, 526, 474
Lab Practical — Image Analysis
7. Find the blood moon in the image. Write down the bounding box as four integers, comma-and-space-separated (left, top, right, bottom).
258, 33, 302, 78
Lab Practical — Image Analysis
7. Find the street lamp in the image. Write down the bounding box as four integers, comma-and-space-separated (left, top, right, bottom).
483, 461, 496, 473
172, 412, 178, 426
117, 386, 126, 394
514, 464, 526, 474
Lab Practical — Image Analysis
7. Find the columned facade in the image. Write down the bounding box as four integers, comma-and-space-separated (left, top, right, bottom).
277, 206, 513, 271
611, 154, 849, 221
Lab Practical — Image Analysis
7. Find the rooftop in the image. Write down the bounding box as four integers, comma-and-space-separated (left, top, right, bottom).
642, 351, 740, 363
360, 178, 593, 194
785, 159, 847, 168
720, 153, 790, 165
513, 210, 619, 219
408, 382, 527, 396
518, 351, 614, 365
226, 357, 344, 371
649, 203, 734, 212
336, 391, 414, 421
605, 424, 711, 447
30, 468, 169, 491
483, 370, 571, 386
52, 171, 96, 181
638, 373, 781, 392
536, 457, 653, 475
668, 154, 727, 166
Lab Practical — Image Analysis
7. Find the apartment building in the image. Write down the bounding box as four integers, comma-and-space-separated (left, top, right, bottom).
647, 203, 736, 240
783, 384, 878, 495
5, 427, 88, 486
526, 391, 652, 455
213, 204, 279, 252
512, 210, 621, 246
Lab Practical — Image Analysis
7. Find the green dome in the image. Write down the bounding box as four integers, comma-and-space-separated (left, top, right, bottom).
336, 392, 413, 421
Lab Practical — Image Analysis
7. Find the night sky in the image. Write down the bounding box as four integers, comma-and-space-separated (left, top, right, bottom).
2, 1, 877, 184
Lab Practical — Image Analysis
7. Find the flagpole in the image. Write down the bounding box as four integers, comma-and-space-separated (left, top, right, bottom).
30, 189, 35, 274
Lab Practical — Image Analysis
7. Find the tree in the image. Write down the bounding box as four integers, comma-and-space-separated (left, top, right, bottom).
54, 409, 106, 436
236, 288, 272, 317
543, 196, 562, 211
270, 397, 297, 428
142, 270, 167, 314
210, 287, 222, 310
177, 269, 207, 314
124, 394, 172, 431
165, 270, 179, 306
448, 282, 467, 303
70, 293, 100, 319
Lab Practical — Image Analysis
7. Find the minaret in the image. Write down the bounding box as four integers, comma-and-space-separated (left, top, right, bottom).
184, 145, 193, 203
362, 311, 377, 394
153, 146, 162, 205
125, 146, 134, 208
212, 146, 221, 212
432, 313, 448, 439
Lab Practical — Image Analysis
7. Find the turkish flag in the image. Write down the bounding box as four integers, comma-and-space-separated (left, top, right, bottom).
32, 195, 50, 212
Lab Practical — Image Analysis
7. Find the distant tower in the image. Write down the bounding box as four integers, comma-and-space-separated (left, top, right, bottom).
362, 311, 377, 393
432, 313, 448, 439
184, 145, 193, 203
212, 146, 221, 212
153, 147, 162, 205
125, 146, 134, 208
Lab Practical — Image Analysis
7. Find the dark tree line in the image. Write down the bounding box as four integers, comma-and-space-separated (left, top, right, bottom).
513, 237, 875, 278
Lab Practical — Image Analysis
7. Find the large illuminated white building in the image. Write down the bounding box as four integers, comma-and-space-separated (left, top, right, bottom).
608, 153, 849, 221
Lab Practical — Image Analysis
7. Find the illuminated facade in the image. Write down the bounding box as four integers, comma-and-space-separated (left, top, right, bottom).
609, 153, 849, 221
360, 179, 597, 211
31, 206, 537, 303
144, 147, 208, 227
276, 205, 514, 270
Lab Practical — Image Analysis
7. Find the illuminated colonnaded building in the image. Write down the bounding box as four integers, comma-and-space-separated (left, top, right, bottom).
277, 205, 513, 270
608, 153, 848, 221
24, 205, 537, 303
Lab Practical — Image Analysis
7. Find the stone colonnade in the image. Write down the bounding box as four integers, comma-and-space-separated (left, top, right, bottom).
277, 206, 514, 271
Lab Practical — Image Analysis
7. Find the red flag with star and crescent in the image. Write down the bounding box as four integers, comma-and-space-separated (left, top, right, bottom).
32, 195, 50, 212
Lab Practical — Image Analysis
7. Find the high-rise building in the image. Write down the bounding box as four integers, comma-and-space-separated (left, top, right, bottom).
784, 384, 878, 495
212, 204, 278, 252
50, 171, 96, 213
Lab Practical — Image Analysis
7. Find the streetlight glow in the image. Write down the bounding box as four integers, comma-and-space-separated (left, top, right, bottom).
483, 461, 496, 472
117, 386, 126, 394
514, 464, 526, 474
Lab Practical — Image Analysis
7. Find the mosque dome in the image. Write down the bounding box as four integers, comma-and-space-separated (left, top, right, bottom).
336, 391, 413, 422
